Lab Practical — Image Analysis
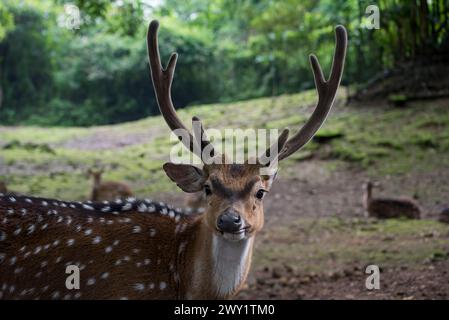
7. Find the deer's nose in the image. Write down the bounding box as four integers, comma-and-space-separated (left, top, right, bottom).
217, 210, 243, 233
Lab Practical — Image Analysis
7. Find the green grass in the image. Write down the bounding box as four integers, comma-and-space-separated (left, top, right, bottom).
255, 217, 449, 273
1, 89, 449, 200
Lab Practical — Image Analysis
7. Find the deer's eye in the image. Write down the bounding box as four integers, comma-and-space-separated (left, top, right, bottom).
255, 189, 266, 200
204, 185, 212, 196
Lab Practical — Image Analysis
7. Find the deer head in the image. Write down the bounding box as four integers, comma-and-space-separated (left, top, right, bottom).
87, 168, 104, 185
147, 20, 347, 242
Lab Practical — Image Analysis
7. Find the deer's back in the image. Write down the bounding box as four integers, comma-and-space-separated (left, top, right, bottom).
368, 197, 421, 219
0, 194, 197, 299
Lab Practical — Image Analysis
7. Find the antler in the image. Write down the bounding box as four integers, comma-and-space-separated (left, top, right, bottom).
147, 20, 214, 159
273, 25, 348, 161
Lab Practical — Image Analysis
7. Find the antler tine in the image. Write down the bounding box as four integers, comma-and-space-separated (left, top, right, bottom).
147, 20, 205, 158
277, 25, 347, 161
192, 116, 216, 159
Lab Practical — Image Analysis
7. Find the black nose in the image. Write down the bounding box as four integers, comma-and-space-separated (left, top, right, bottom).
217, 210, 243, 233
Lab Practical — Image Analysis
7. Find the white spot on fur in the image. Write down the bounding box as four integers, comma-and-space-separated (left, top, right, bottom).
9, 256, 17, 265
27, 224, 35, 235
134, 283, 145, 291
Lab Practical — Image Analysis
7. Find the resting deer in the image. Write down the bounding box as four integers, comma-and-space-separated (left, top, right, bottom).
363, 181, 421, 219
0, 20, 346, 300
87, 168, 133, 202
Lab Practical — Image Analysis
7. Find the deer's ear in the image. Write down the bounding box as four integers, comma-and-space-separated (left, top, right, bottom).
163, 163, 206, 193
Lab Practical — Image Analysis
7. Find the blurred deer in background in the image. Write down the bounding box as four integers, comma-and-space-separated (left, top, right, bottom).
87, 168, 133, 202
0, 20, 346, 299
439, 207, 449, 224
0, 182, 6, 194
363, 181, 421, 219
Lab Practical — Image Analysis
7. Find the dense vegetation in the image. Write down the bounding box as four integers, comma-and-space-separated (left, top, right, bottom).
0, 0, 448, 126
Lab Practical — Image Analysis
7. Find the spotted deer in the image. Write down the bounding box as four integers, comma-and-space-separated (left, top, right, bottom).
0, 20, 347, 300
87, 168, 133, 202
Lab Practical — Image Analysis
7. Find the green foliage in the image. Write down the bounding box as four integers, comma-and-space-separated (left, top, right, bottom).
0, 0, 448, 126
0, 2, 55, 122
0, 2, 14, 41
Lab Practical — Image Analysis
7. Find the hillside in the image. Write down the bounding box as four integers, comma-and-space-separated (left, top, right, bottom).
1, 90, 449, 299
1, 89, 448, 201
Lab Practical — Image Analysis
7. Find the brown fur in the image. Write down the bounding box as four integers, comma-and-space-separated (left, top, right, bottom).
0, 161, 273, 299
0, 182, 6, 194
88, 169, 133, 201
439, 208, 449, 224
184, 192, 206, 213
364, 182, 421, 219
0, 195, 199, 299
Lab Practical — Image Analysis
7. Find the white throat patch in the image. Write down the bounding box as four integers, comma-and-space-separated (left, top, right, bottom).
211, 233, 253, 297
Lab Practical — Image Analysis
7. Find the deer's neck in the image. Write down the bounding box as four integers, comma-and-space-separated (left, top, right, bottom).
91, 178, 101, 201
364, 184, 372, 209
184, 218, 254, 299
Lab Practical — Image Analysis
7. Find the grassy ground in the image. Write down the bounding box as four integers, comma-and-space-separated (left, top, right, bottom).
1, 90, 449, 299
1, 90, 448, 200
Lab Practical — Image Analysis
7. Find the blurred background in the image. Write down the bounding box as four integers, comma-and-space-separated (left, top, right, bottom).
1, 0, 449, 299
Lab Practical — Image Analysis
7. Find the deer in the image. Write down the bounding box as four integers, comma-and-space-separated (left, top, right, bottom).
0, 20, 347, 300
87, 168, 133, 202
363, 181, 421, 219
